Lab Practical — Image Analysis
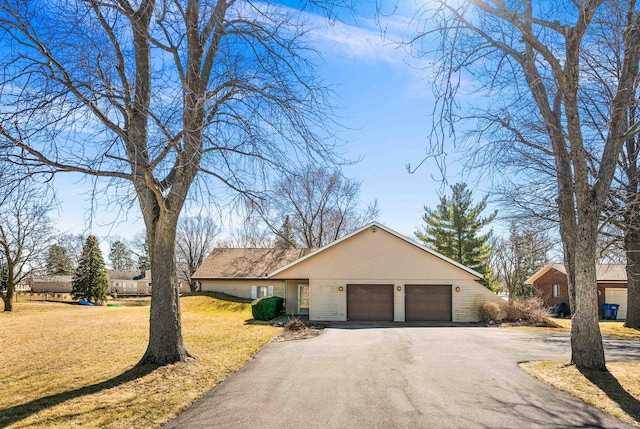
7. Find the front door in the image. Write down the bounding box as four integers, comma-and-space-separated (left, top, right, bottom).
298, 284, 309, 315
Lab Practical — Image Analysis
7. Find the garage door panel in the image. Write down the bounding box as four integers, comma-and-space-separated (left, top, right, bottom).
347, 284, 393, 321
605, 288, 627, 320
406, 285, 451, 321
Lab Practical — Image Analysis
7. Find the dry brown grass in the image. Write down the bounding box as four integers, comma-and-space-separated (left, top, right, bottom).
0, 294, 281, 428
503, 318, 640, 339
521, 361, 640, 427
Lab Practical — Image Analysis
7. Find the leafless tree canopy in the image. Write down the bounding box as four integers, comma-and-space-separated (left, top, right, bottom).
0, 181, 54, 311
0, 0, 342, 364
249, 166, 379, 248
176, 214, 218, 292
408, 0, 640, 369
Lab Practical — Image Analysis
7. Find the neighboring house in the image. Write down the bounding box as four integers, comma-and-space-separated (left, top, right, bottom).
525, 263, 627, 319
30, 275, 73, 293
193, 222, 504, 322
107, 270, 152, 295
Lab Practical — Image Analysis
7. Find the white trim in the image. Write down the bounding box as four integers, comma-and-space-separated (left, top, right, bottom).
298, 284, 309, 314
251, 285, 257, 299
267, 221, 483, 279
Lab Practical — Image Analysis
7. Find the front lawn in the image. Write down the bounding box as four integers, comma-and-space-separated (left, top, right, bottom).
504, 317, 640, 340
521, 361, 640, 428
0, 294, 281, 428
551, 318, 640, 340
514, 318, 640, 427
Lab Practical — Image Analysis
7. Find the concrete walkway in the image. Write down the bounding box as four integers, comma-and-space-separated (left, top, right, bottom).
164, 326, 640, 428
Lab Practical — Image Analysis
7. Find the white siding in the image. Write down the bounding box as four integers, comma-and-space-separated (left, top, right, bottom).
452, 280, 505, 322
309, 279, 346, 321
200, 279, 285, 300
307, 279, 504, 323
271, 225, 504, 322
394, 284, 405, 322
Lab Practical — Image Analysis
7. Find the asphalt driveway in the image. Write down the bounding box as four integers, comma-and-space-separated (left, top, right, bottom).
164, 326, 640, 428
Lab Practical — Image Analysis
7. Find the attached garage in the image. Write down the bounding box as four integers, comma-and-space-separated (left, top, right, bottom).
605, 288, 628, 320
405, 285, 452, 321
347, 284, 394, 321
263, 222, 506, 322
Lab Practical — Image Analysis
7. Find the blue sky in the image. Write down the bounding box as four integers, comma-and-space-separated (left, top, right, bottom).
51, 1, 493, 248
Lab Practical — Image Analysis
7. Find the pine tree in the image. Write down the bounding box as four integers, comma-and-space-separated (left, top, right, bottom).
109, 240, 134, 270
415, 183, 497, 287
45, 244, 74, 275
274, 216, 297, 249
72, 235, 109, 303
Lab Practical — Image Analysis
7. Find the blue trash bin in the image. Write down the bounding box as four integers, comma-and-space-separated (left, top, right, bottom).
603, 303, 612, 320
610, 304, 620, 320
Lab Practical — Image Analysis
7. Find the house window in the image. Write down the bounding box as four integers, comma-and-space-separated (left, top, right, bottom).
252, 285, 274, 299
552, 284, 559, 298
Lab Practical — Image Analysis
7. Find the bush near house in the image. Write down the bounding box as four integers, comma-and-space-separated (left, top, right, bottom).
251, 296, 284, 321
504, 297, 549, 325
479, 302, 501, 324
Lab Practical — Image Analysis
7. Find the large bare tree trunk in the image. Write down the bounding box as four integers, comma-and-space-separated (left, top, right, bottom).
140, 212, 192, 365
625, 227, 640, 328
2, 279, 13, 312
571, 218, 605, 369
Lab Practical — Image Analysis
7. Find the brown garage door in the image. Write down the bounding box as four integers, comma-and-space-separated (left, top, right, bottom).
405, 285, 452, 321
347, 284, 394, 321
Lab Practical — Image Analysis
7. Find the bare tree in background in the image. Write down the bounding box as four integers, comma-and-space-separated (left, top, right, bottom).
0, 182, 54, 311
176, 214, 218, 292
56, 233, 87, 270
492, 221, 554, 300
0, 1, 340, 364
252, 166, 379, 248
409, 1, 640, 369
130, 232, 151, 271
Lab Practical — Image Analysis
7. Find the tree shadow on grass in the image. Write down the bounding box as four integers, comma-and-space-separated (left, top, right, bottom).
579, 367, 640, 424
0, 363, 158, 428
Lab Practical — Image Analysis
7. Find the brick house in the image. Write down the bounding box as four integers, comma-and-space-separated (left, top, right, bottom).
524, 263, 627, 319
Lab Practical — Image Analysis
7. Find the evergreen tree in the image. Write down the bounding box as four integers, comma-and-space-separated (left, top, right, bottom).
274, 216, 297, 249
72, 235, 109, 303
415, 183, 497, 287
45, 244, 74, 275
109, 240, 134, 271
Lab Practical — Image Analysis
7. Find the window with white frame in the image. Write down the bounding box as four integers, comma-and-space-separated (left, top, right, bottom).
552, 284, 559, 298
252, 285, 273, 299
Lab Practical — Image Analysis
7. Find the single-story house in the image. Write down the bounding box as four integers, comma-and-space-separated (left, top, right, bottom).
108, 270, 152, 295
193, 222, 504, 322
30, 275, 73, 293
524, 263, 627, 319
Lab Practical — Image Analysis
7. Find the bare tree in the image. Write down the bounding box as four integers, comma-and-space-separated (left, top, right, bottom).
252, 166, 379, 248
492, 222, 554, 300
0, 182, 54, 311
0, 1, 339, 364
409, 1, 640, 369
176, 214, 218, 292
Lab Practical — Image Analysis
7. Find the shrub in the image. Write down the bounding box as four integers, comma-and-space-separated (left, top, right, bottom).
284, 318, 307, 332
479, 302, 501, 324
251, 296, 284, 321
504, 297, 548, 324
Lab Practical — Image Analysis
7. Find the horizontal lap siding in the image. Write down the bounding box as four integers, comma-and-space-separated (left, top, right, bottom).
309, 279, 346, 321
452, 280, 505, 322
199, 279, 285, 299
308, 279, 503, 322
